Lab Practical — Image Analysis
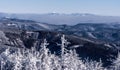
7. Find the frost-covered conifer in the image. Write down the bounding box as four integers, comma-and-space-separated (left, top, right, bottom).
39, 39, 52, 70
0, 35, 107, 70
111, 52, 120, 70
60, 35, 86, 70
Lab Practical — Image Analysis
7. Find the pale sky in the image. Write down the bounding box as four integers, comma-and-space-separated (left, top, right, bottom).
0, 0, 120, 16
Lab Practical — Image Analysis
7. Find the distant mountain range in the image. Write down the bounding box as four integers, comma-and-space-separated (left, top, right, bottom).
0, 12, 120, 25
0, 17, 119, 67
0, 18, 120, 44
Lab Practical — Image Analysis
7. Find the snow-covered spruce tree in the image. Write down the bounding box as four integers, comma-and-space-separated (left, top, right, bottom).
20, 39, 51, 70
38, 39, 61, 70
0, 51, 6, 70
39, 39, 53, 70
60, 34, 70, 69
64, 49, 86, 70
60, 35, 86, 70
0, 39, 57, 70
84, 59, 106, 70
59, 35, 107, 70
20, 48, 37, 70
0, 47, 11, 70
12, 49, 23, 70
111, 52, 120, 70
47, 53, 61, 70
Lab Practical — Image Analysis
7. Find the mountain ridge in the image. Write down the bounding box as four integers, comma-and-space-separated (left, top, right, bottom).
0, 12, 120, 25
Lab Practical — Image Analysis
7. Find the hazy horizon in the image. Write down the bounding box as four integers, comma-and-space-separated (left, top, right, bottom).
0, 0, 120, 16
1, 12, 120, 17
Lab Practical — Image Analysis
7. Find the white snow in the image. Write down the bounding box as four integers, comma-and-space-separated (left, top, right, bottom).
104, 44, 112, 48
87, 32, 97, 39
7, 23, 17, 27
37, 23, 51, 30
